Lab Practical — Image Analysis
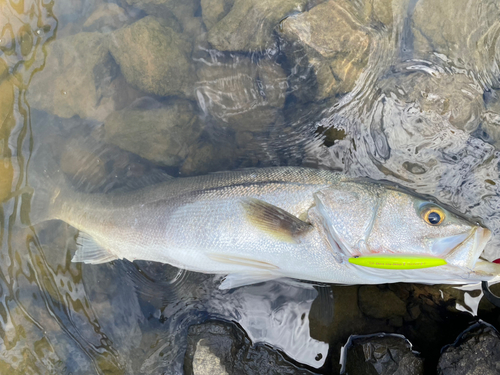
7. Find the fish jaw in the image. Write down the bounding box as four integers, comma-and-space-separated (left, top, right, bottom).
444, 227, 492, 269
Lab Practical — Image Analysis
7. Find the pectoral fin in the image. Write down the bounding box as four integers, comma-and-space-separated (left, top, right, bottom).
72, 232, 119, 264
241, 198, 311, 243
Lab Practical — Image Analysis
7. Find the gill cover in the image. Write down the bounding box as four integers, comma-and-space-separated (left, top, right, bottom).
313, 182, 488, 269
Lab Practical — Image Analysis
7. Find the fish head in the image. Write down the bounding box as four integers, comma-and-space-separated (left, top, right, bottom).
313, 182, 491, 269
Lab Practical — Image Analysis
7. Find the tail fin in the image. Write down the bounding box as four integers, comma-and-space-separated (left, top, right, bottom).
26, 150, 71, 225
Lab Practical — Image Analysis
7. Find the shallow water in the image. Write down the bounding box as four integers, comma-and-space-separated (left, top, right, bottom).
2, 0, 500, 373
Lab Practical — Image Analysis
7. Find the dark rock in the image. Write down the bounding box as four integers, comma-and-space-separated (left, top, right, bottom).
358, 286, 407, 320
104, 98, 203, 167
437, 322, 500, 375
184, 320, 317, 375
180, 139, 237, 175
341, 333, 424, 375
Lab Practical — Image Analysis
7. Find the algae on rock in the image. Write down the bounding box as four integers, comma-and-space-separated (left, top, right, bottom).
109, 16, 196, 98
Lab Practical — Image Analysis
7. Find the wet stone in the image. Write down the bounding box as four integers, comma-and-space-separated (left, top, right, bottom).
184, 320, 317, 375
437, 322, 500, 375
280, 0, 372, 100
342, 334, 424, 375
124, 0, 198, 28
27, 32, 122, 121
358, 286, 407, 320
109, 16, 195, 98
207, 0, 311, 51
104, 99, 203, 167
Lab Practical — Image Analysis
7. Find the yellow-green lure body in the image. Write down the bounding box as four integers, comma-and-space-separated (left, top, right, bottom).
348, 255, 447, 270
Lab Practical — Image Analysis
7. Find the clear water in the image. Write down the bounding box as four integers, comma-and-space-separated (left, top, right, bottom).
2, 0, 500, 373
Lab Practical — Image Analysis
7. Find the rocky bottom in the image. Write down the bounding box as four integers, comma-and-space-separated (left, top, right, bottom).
185, 320, 500, 375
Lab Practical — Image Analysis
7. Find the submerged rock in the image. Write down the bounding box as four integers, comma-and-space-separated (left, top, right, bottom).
104, 99, 203, 167
411, 0, 500, 78
358, 285, 407, 320
280, 0, 372, 100
184, 320, 317, 375
180, 140, 237, 176
341, 333, 424, 375
437, 322, 500, 375
195, 58, 287, 131
201, 0, 235, 31
83, 3, 131, 33
27, 32, 122, 121
207, 0, 311, 51
124, 0, 198, 29
109, 16, 195, 98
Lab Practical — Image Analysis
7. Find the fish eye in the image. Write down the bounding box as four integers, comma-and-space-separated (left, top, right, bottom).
422, 207, 445, 226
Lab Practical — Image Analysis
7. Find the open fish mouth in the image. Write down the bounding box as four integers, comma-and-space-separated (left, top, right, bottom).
442, 227, 492, 269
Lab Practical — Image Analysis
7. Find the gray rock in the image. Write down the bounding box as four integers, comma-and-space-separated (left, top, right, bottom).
358, 286, 407, 319
109, 16, 195, 98
104, 99, 203, 167
184, 320, 317, 375
207, 0, 310, 51
280, 0, 372, 100
83, 3, 131, 33
437, 322, 500, 375
27, 32, 123, 121
195, 58, 287, 131
341, 334, 424, 375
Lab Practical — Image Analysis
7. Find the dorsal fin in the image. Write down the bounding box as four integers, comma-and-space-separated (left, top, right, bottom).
241, 198, 312, 243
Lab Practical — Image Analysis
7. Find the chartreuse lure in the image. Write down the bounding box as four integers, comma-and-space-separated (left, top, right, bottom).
348, 255, 447, 270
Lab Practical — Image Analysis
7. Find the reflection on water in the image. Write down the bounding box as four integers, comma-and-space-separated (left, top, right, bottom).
2, 0, 500, 373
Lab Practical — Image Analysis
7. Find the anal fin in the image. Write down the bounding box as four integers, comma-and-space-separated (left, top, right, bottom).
72, 232, 119, 264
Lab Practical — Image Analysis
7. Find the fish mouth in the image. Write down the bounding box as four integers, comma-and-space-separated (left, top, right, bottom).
443, 227, 492, 269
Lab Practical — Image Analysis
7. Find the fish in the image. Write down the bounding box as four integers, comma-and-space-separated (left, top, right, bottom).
29, 165, 500, 289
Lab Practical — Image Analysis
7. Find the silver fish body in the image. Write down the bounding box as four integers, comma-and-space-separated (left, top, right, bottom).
33, 166, 499, 289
